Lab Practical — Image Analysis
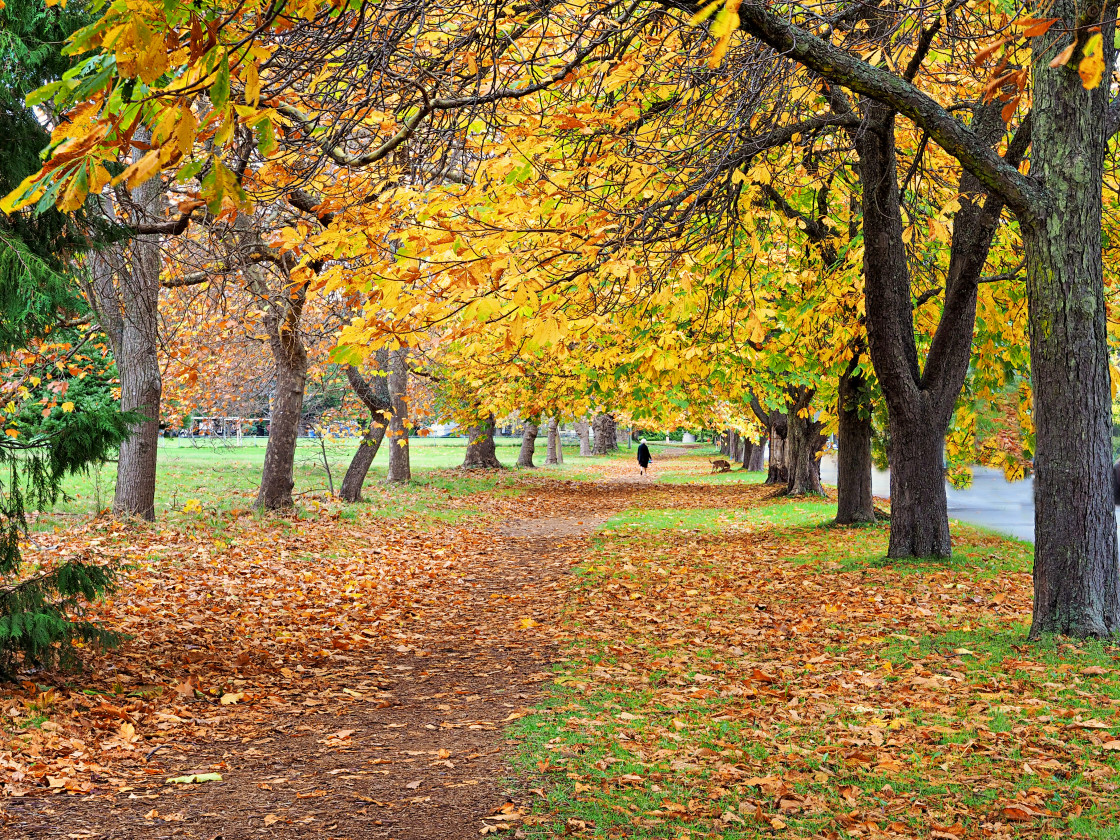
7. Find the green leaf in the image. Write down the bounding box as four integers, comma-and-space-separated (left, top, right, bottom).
167, 773, 223, 784
211, 56, 230, 110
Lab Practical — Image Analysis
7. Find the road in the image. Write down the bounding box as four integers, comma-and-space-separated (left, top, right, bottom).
817, 457, 1120, 544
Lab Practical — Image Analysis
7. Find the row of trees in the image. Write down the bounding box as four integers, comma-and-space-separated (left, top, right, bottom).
4, 0, 1120, 642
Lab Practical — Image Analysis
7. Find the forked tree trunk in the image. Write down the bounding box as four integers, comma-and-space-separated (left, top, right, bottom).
339, 356, 392, 502
835, 361, 876, 524
785, 387, 824, 496
546, 417, 561, 464
575, 419, 592, 456
517, 417, 538, 467
255, 266, 309, 510
385, 347, 411, 483
1026, 16, 1119, 636
463, 413, 502, 469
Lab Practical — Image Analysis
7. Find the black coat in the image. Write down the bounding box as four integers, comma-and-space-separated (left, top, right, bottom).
637, 443, 651, 467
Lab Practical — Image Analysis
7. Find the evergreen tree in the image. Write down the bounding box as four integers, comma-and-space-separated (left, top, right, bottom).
0, 0, 135, 675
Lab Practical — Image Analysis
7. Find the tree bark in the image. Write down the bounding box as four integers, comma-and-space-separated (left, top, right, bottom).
463, 413, 503, 469
340, 423, 387, 501
592, 413, 615, 455
742, 438, 755, 469
748, 435, 766, 471
719, 431, 730, 456
339, 356, 392, 502
729, 430, 741, 464
546, 417, 561, 464
855, 100, 1014, 557
751, 398, 789, 486
111, 174, 163, 520
1026, 19, 1120, 637
575, 418, 592, 456
84, 160, 164, 520
385, 347, 411, 483
254, 265, 309, 510
517, 417, 539, 467
461, 416, 501, 474
835, 358, 876, 524
785, 387, 824, 496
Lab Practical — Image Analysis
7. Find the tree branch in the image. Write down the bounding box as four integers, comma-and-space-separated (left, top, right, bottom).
714, 1, 1046, 221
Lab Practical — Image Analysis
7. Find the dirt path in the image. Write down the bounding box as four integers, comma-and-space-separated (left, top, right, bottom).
3, 503, 611, 839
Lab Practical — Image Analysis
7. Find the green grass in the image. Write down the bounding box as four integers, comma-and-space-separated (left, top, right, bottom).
510, 487, 1120, 838
46, 436, 577, 513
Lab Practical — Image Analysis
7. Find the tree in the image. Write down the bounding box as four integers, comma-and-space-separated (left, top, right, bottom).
385, 347, 411, 484
517, 416, 539, 468
339, 358, 391, 502
463, 412, 503, 469
0, 0, 134, 671
719, 0, 1119, 634
546, 417, 564, 465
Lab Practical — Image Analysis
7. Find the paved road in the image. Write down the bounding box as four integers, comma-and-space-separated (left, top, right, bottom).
818, 457, 1120, 544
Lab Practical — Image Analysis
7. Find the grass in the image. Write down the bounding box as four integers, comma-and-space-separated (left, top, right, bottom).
509, 476, 1120, 839
39, 435, 613, 528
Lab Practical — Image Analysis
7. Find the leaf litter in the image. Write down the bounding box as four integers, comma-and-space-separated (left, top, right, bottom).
2, 452, 1119, 839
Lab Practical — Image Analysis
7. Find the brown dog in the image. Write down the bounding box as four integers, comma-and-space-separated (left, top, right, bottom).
710, 459, 731, 473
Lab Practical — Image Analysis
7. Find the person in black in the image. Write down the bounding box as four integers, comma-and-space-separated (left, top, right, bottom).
637, 438, 652, 477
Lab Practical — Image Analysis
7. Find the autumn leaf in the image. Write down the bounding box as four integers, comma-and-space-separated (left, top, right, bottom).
1078, 32, 1105, 89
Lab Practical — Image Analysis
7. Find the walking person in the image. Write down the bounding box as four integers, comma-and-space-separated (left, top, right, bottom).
637, 438, 652, 477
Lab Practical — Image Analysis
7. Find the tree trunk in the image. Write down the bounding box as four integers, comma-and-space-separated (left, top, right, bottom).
854, 101, 1011, 558
1026, 19, 1120, 636
339, 356, 392, 502
835, 360, 876, 524
339, 423, 387, 501
729, 430, 740, 464
720, 431, 730, 456
592, 413, 615, 455
86, 162, 164, 520
385, 347, 411, 483
255, 266, 309, 510
785, 387, 824, 496
605, 415, 619, 452
546, 417, 561, 464
742, 438, 755, 469
112, 197, 162, 520
766, 415, 789, 485
887, 408, 950, 557
517, 417, 538, 467
575, 418, 592, 456
463, 413, 502, 469
748, 435, 766, 471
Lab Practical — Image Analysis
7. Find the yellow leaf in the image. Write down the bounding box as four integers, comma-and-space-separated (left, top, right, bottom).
244, 62, 261, 106
689, 0, 723, 25
5, 429, 18, 439
114, 149, 161, 190
1078, 32, 1104, 89
61, 401, 75, 413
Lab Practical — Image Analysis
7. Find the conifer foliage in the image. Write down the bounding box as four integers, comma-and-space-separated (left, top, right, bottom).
0, 0, 134, 675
